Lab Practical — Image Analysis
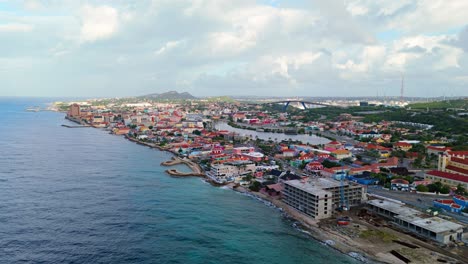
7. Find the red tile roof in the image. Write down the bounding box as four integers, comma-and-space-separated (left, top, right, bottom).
448, 151, 468, 157
451, 157, 468, 166
445, 165, 468, 176
395, 142, 411, 147
426, 170, 468, 183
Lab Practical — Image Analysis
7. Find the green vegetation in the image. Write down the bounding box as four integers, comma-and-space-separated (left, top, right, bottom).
425, 181, 451, 194
249, 181, 261, 192
408, 99, 467, 110
455, 184, 467, 196
362, 109, 468, 135
416, 184, 429, 192
360, 230, 397, 243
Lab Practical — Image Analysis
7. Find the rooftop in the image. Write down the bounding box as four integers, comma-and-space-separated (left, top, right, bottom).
368, 199, 464, 234
426, 170, 468, 183
284, 179, 333, 197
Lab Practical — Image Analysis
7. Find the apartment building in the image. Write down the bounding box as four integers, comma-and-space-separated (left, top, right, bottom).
283, 178, 366, 220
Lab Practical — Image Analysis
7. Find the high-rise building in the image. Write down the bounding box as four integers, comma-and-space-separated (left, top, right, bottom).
68, 104, 81, 117
283, 178, 366, 219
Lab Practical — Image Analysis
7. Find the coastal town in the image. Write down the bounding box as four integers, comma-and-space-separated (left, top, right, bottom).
57, 94, 467, 264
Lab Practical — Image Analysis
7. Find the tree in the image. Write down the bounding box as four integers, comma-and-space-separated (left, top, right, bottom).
455, 184, 467, 195
249, 181, 261, 192
416, 184, 429, 192
440, 185, 451, 194
299, 160, 307, 170
427, 182, 443, 193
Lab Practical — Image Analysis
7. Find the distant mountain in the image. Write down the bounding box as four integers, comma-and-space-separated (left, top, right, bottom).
143, 91, 196, 100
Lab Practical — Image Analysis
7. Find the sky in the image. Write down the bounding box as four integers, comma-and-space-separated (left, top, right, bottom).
0, 0, 467, 98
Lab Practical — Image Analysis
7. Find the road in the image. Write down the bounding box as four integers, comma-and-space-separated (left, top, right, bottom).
318, 130, 358, 145
367, 187, 468, 224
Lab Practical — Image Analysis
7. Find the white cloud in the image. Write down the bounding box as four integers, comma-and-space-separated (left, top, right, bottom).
155, 40, 183, 56
0, 23, 34, 32
0, 0, 467, 97
79, 4, 119, 43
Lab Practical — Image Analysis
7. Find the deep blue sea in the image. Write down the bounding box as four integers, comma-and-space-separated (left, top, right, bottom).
0, 98, 359, 264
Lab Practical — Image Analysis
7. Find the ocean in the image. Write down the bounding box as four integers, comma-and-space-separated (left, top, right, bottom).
0, 98, 359, 264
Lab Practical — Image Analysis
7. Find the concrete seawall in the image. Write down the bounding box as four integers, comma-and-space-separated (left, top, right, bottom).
161, 157, 205, 177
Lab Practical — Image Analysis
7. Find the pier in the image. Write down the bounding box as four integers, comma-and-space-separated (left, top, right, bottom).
61, 124, 91, 128
161, 157, 205, 177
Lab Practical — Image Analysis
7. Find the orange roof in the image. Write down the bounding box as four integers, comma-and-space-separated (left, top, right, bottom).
332, 149, 350, 155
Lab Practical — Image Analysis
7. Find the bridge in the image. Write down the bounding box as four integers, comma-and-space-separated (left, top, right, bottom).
264, 100, 336, 111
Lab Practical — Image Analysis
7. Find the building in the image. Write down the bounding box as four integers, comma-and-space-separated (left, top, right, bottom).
438, 151, 468, 177
427, 146, 451, 156
207, 161, 256, 184
367, 199, 465, 245
390, 178, 410, 191
233, 147, 264, 162
394, 142, 412, 152
331, 149, 352, 160
283, 178, 366, 219
425, 170, 468, 189
68, 103, 81, 117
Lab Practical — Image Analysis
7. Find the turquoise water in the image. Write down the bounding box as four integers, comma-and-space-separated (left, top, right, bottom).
0, 98, 359, 263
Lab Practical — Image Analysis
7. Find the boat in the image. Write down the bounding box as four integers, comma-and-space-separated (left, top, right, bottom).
337, 216, 351, 226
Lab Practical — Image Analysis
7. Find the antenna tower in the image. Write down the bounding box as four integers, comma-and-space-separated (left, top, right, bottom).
400, 73, 404, 104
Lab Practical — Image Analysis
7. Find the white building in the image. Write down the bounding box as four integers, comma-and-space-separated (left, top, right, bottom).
207, 161, 256, 184
368, 199, 465, 245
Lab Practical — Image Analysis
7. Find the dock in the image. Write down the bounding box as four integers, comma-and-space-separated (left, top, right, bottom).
61, 124, 91, 128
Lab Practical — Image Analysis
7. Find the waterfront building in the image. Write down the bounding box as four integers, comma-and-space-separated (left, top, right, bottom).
283, 178, 366, 219
207, 161, 256, 184
68, 103, 81, 117
367, 199, 465, 245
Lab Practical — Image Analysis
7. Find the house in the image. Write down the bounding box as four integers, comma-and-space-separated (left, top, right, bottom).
331, 149, 352, 160
394, 142, 412, 152
305, 162, 324, 172
282, 149, 296, 158
391, 179, 410, 191
325, 141, 342, 150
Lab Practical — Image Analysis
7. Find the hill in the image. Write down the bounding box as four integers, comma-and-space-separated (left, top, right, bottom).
143, 91, 196, 100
